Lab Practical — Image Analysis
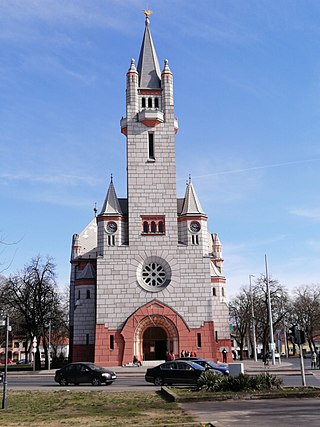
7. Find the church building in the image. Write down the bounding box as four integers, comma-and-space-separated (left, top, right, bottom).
69, 12, 231, 366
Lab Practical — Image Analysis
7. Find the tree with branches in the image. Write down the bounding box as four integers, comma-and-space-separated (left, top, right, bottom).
291, 285, 320, 353
0, 255, 68, 369
229, 288, 251, 360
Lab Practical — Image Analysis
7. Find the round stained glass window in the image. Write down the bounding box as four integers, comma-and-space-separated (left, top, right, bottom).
137, 257, 171, 292
142, 263, 166, 288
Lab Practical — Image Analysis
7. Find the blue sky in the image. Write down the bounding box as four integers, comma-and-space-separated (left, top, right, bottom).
1, 0, 320, 295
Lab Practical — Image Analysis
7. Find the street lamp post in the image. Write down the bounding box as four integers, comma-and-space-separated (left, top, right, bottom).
1, 314, 10, 410
48, 320, 51, 371
265, 254, 276, 366
249, 274, 258, 362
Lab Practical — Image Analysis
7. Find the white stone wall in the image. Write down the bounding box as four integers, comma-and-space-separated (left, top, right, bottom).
212, 282, 230, 340
96, 243, 213, 330
73, 284, 96, 344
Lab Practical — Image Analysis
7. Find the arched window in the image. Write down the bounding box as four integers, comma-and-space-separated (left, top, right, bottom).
143, 221, 149, 233
142, 97, 146, 108
158, 221, 164, 233
148, 97, 152, 108
154, 98, 159, 108
151, 221, 156, 233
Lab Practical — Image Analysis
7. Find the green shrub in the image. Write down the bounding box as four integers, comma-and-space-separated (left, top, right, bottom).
196, 370, 224, 391
197, 371, 283, 392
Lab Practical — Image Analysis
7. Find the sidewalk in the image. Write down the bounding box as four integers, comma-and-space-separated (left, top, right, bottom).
241, 358, 314, 376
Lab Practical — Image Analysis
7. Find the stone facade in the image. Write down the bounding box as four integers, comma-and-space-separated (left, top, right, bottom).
69, 15, 231, 366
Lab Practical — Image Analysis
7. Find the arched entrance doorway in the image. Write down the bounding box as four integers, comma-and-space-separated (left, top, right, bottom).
133, 314, 179, 361
143, 326, 167, 360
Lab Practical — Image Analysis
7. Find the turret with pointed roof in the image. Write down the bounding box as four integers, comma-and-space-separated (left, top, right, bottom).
181, 180, 206, 216
100, 176, 122, 216
137, 12, 161, 89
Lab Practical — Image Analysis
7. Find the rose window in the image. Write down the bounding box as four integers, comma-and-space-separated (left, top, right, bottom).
137, 257, 171, 292
142, 263, 166, 288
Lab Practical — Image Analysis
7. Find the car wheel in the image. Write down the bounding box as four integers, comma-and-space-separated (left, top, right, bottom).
154, 377, 164, 386
92, 377, 102, 386
59, 378, 68, 386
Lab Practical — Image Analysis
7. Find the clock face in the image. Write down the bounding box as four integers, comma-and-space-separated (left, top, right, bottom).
106, 221, 117, 234
190, 221, 201, 233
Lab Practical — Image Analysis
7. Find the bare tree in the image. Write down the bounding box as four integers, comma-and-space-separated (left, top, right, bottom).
0, 255, 68, 369
291, 285, 320, 352
253, 275, 289, 357
229, 288, 251, 360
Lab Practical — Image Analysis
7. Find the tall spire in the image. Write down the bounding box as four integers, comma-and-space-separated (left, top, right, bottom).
137, 11, 161, 89
181, 180, 205, 216
100, 176, 122, 215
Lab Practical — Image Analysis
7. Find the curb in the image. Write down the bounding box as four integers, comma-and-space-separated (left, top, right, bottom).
161, 386, 320, 403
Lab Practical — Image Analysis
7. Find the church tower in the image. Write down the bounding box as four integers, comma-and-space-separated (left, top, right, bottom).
69, 12, 231, 365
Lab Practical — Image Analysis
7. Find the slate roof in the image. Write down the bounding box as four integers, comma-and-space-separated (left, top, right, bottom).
137, 17, 161, 89
180, 182, 205, 216
100, 179, 123, 215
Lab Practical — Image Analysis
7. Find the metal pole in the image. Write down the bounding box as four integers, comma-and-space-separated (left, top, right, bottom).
249, 274, 258, 362
2, 315, 9, 410
265, 254, 276, 365
283, 319, 289, 358
48, 321, 51, 371
299, 343, 306, 386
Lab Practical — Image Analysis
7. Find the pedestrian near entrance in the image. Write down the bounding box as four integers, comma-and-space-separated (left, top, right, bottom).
222, 348, 227, 363
311, 351, 317, 369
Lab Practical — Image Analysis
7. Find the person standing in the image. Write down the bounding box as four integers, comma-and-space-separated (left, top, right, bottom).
311, 351, 317, 369
222, 348, 227, 363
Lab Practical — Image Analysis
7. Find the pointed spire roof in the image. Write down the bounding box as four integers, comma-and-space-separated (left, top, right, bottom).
137, 13, 161, 89
181, 178, 205, 216
100, 175, 122, 215
77, 262, 96, 280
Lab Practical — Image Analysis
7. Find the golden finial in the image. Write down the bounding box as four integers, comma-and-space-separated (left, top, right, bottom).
144, 9, 152, 22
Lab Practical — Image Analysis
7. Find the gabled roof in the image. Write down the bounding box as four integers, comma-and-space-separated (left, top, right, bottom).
77, 262, 96, 280
180, 181, 205, 216
137, 16, 161, 89
78, 218, 97, 257
100, 178, 123, 216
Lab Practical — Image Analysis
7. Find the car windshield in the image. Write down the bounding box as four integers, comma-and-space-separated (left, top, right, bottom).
205, 360, 222, 368
188, 361, 205, 370
85, 363, 105, 372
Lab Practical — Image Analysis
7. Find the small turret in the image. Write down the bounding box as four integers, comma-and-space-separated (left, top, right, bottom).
161, 59, 174, 118
126, 58, 139, 120
100, 175, 123, 216
211, 233, 224, 274
71, 234, 81, 261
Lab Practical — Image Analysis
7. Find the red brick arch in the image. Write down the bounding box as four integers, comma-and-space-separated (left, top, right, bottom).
121, 299, 190, 364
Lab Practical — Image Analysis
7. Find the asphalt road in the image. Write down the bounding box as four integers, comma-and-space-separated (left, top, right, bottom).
180, 398, 320, 426
5, 372, 158, 392
5, 369, 320, 390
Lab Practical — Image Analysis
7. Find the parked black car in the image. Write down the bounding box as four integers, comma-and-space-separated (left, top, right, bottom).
176, 357, 229, 375
54, 362, 117, 386
145, 360, 205, 386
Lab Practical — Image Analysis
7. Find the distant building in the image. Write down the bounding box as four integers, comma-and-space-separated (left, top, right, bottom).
69, 13, 231, 366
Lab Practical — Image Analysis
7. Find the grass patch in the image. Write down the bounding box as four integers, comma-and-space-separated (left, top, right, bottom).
0, 391, 196, 426
169, 386, 320, 401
